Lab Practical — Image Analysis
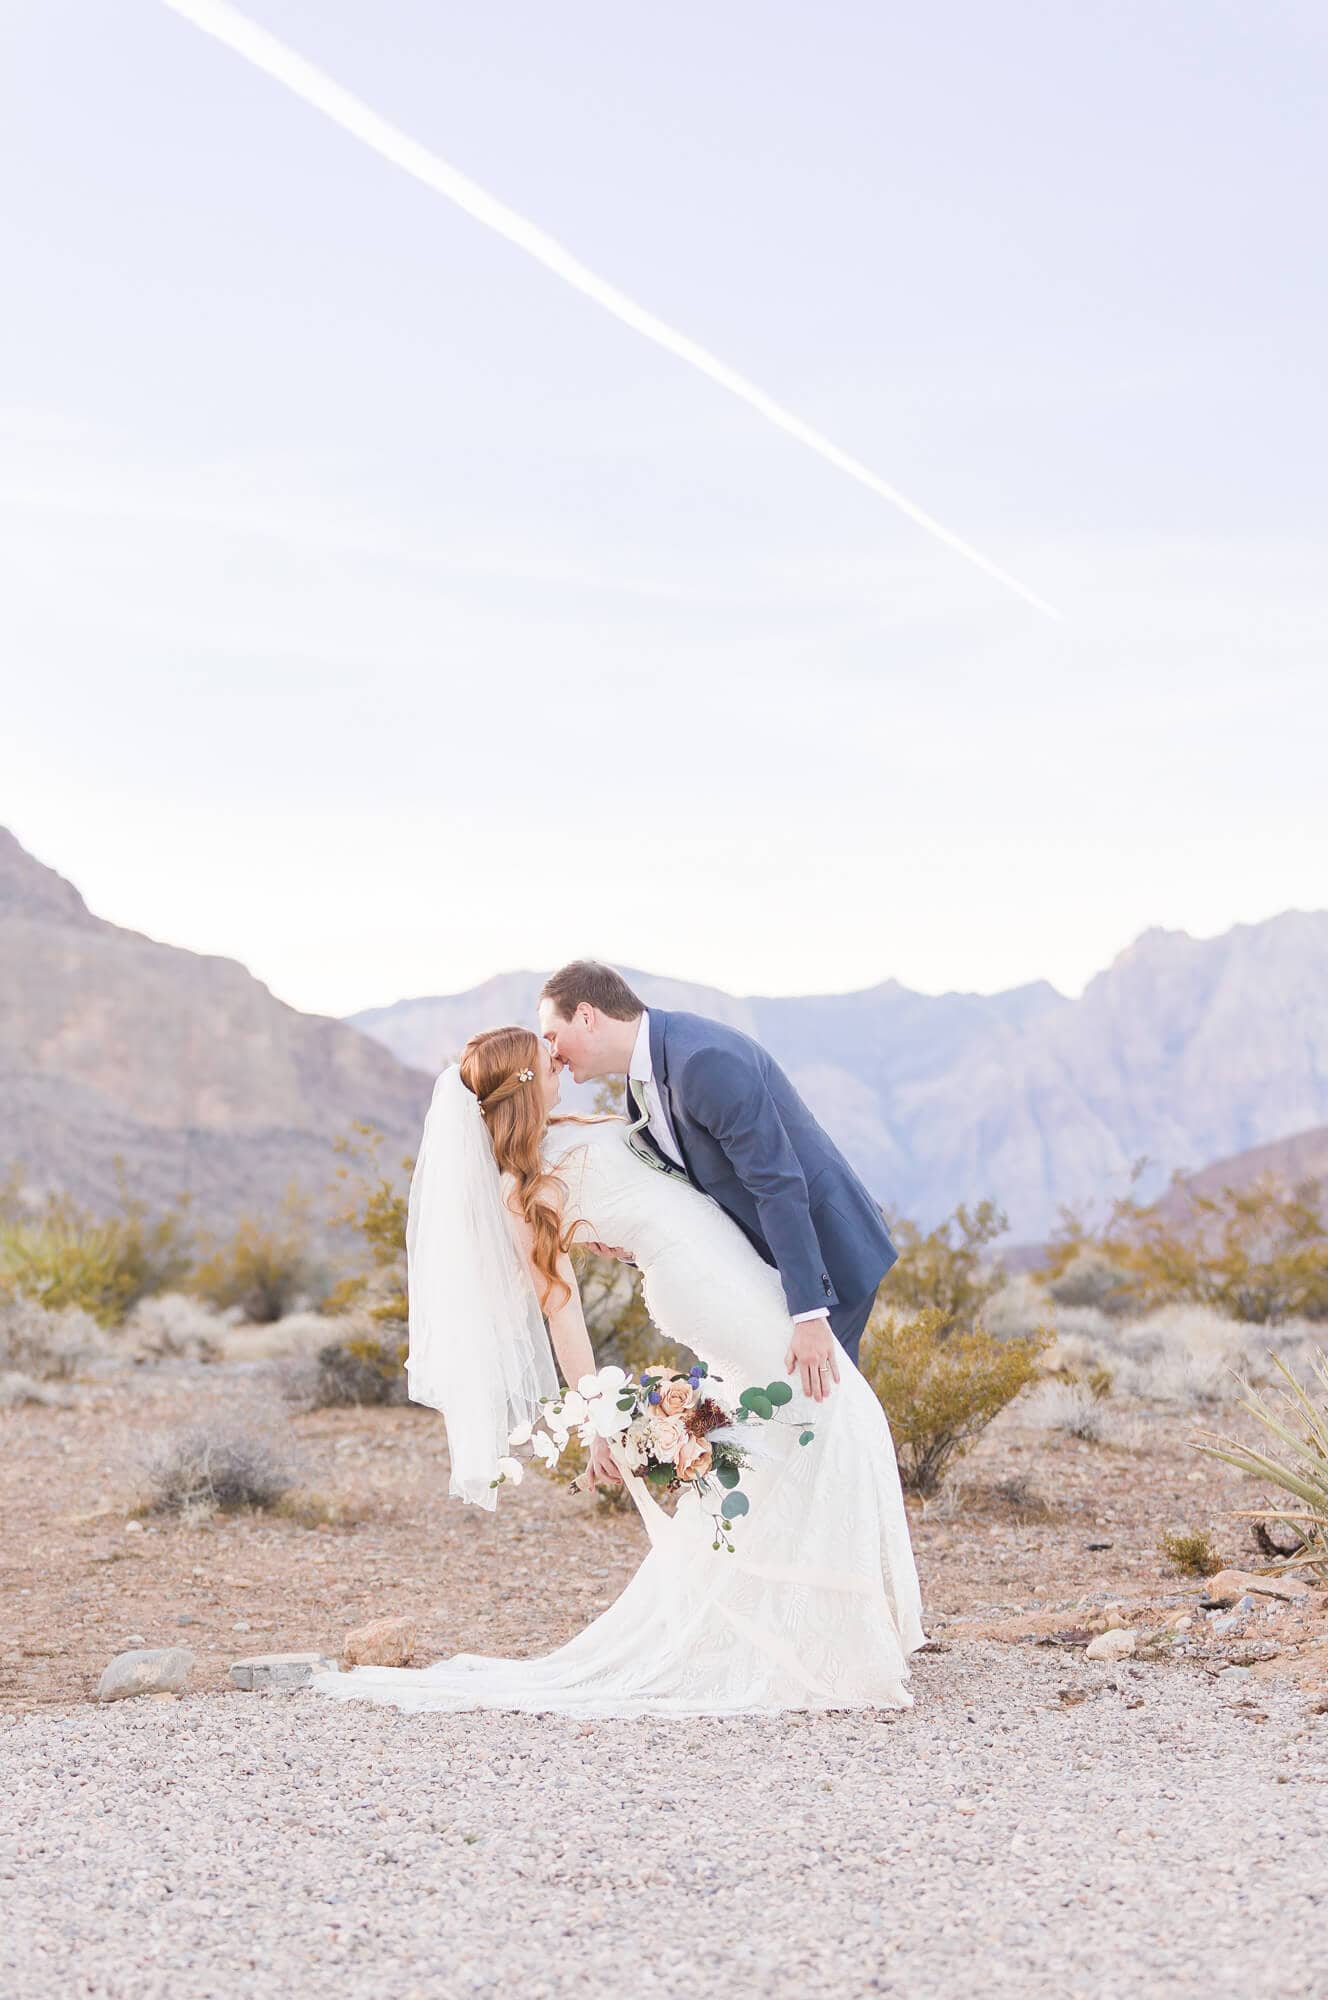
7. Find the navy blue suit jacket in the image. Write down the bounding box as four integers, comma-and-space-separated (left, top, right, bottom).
642, 1009, 896, 1342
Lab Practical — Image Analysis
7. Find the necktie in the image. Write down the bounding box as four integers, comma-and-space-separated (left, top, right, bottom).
625, 1074, 689, 1180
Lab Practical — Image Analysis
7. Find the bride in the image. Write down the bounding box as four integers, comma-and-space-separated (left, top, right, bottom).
308, 1026, 927, 1717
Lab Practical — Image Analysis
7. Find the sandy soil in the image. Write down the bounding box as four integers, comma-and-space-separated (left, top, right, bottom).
3, 1361, 1324, 1715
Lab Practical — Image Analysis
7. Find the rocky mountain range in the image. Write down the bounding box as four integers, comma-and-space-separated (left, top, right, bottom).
4, 823, 1325, 1242
349, 914, 1328, 1239
0, 828, 433, 1238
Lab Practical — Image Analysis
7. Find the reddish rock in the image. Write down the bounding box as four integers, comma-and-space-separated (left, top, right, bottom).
342, 1616, 416, 1668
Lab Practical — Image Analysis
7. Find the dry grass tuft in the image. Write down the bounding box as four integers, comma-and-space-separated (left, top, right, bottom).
144, 1422, 298, 1515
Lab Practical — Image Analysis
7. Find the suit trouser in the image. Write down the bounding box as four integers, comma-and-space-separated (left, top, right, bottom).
828, 1288, 878, 1369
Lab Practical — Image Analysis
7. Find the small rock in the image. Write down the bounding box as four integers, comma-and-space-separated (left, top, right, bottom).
342, 1615, 416, 1668
177, 1613, 196, 1626
1157, 1610, 1193, 1634
229, 1652, 337, 1691
123, 1520, 143, 1535
122, 1633, 148, 1648
1201, 1570, 1306, 1608
1086, 1540, 1113, 1552
1086, 1628, 1137, 1661
1212, 1615, 1240, 1636
97, 1647, 194, 1702
1219, 1664, 1253, 1684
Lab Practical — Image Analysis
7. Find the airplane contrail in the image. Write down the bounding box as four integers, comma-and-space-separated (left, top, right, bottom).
158, 0, 1061, 619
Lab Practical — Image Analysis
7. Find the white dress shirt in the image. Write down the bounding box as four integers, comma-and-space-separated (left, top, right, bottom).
628, 1011, 828, 1325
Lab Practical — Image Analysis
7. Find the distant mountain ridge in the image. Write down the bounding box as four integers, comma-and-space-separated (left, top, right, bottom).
0, 827, 433, 1234
5, 824, 1325, 1240
349, 914, 1328, 1238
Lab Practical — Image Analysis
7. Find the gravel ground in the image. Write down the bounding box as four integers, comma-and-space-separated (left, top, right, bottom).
4, 1641, 1326, 2000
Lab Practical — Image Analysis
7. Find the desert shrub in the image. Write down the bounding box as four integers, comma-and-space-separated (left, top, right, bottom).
217, 1308, 341, 1367
307, 1327, 409, 1407
0, 1176, 193, 1326
882, 1200, 1010, 1338
1021, 1378, 1120, 1443
189, 1185, 322, 1323
1159, 1529, 1223, 1578
122, 1291, 233, 1364
1195, 1347, 1328, 1576
859, 1305, 1051, 1495
0, 1293, 107, 1379
327, 1123, 411, 1322
145, 1422, 297, 1514
1045, 1246, 1137, 1317
1041, 1174, 1328, 1325
0, 1371, 70, 1407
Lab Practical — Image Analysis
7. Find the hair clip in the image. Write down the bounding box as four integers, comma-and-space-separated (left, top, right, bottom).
517, 1069, 535, 1083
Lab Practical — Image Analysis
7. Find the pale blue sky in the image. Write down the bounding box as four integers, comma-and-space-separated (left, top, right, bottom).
2, 0, 1323, 1016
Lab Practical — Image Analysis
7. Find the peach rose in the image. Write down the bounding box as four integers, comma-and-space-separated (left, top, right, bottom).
648, 1414, 687, 1463
676, 1436, 713, 1482
657, 1375, 697, 1418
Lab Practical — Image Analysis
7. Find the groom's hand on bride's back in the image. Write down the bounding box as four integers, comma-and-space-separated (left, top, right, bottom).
586, 1241, 635, 1264
784, 1317, 841, 1402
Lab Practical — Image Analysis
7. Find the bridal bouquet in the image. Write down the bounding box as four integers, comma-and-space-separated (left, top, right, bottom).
497, 1361, 815, 1553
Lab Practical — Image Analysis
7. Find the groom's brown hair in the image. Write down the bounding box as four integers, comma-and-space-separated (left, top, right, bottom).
540, 960, 644, 1022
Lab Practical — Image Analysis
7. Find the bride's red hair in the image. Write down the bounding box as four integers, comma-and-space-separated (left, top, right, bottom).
459, 1025, 581, 1313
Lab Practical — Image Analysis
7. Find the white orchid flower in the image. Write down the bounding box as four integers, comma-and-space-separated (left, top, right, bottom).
530, 1433, 561, 1468
495, 1456, 524, 1485
507, 1419, 534, 1448
590, 1398, 634, 1440
559, 1391, 588, 1425
577, 1365, 629, 1401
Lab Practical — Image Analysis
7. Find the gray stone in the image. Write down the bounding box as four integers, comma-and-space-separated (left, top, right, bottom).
1085, 1628, 1136, 1662
97, 1647, 194, 1702
229, 1652, 337, 1692
1219, 1665, 1253, 1684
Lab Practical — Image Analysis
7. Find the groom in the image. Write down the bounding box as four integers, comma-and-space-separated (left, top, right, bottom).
537, 961, 897, 1400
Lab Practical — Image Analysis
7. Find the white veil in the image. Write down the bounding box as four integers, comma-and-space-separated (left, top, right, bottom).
405, 1065, 559, 1507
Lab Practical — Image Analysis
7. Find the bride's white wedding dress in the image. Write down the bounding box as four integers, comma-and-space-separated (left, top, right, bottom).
308, 1117, 926, 1717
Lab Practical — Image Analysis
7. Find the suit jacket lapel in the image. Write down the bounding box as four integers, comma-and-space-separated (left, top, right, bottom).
649, 1010, 696, 1181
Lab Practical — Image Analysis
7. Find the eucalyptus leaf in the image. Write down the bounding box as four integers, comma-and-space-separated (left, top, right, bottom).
720, 1491, 750, 1520
765, 1381, 793, 1406
739, 1388, 773, 1421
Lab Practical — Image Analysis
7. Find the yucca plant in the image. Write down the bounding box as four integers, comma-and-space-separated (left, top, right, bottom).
1194, 1348, 1328, 1576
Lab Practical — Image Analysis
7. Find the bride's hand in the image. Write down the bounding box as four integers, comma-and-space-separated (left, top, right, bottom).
585, 1435, 624, 1489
